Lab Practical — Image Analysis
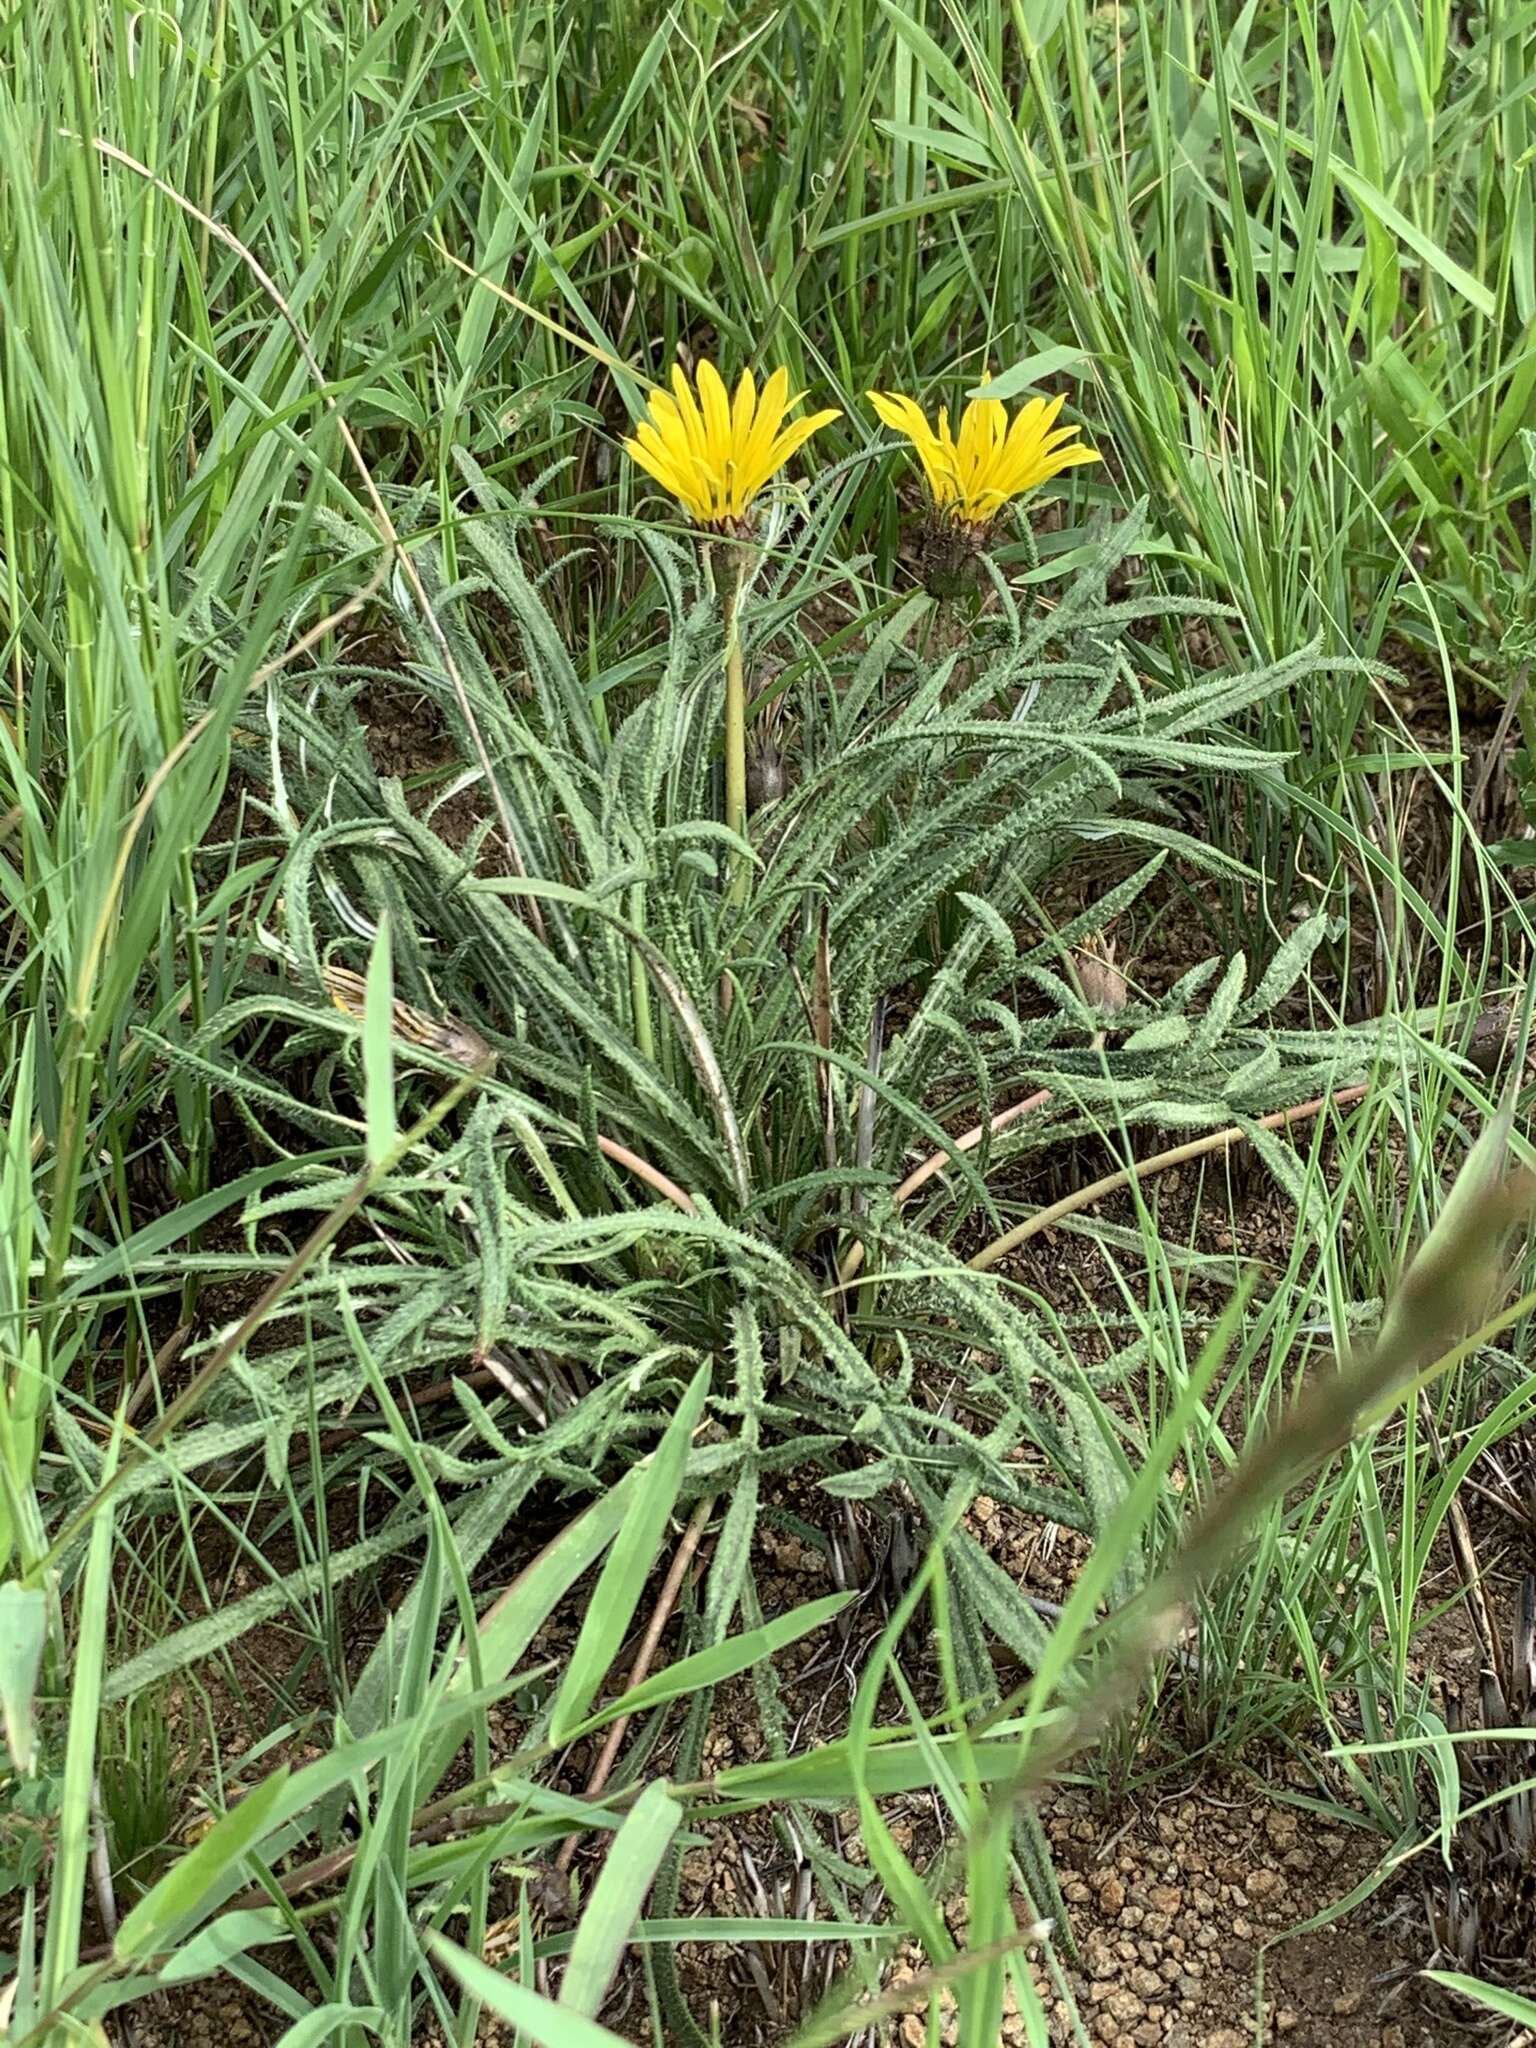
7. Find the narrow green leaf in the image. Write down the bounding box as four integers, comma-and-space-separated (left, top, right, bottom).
153, 1909, 292, 1985
0, 1583, 47, 1773
559, 1781, 681, 2017
1421, 1974, 1536, 2025
429, 1934, 633, 2046
548, 1365, 709, 1742
630, 1917, 884, 1942
362, 914, 396, 1168
1122, 1015, 1190, 1051
819, 1461, 899, 1500
878, 0, 975, 114
967, 345, 1087, 399
420, 1480, 640, 1795
590, 13, 677, 177
40, 1448, 120, 2002
77, 1910, 292, 2021
115, 1773, 293, 1961
268, 2009, 387, 2048
1331, 161, 1494, 317
74, 1911, 293, 2022
115, 1726, 406, 1960
571, 1592, 853, 1735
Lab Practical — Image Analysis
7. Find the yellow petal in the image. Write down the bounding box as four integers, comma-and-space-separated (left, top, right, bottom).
931, 407, 964, 505
1008, 441, 1100, 500
632, 419, 681, 468
669, 365, 708, 462
623, 433, 672, 489
956, 394, 1005, 489
646, 389, 688, 441
868, 390, 933, 439
738, 366, 791, 494
928, 444, 963, 503
870, 391, 958, 501
645, 392, 705, 495
991, 397, 1097, 503
954, 397, 980, 480
1036, 443, 1101, 475
696, 358, 732, 467
1035, 423, 1089, 458
748, 405, 841, 494
1015, 392, 1062, 435
732, 368, 757, 448
644, 418, 722, 518
996, 401, 1039, 465
625, 433, 711, 521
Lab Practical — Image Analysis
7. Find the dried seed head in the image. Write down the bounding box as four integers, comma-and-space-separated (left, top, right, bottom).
1076, 930, 1128, 1013
746, 738, 789, 809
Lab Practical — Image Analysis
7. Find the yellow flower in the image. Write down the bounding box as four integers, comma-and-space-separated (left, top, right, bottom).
625, 361, 841, 529
867, 383, 1099, 526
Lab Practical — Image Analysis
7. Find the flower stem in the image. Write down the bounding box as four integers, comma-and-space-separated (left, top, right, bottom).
720, 545, 749, 907
628, 880, 655, 1061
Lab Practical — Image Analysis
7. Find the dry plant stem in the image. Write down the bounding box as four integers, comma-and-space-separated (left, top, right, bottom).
1440, 659, 1530, 925
89, 1775, 117, 1942
317, 1364, 505, 1446
791, 1931, 1047, 2048
595, 1135, 697, 1215
209, 1767, 706, 1926
433, 238, 644, 388
121, 1322, 190, 1427
968, 1082, 1372, 1273
895, 1086, 1054, 1207
1418, 1391, 1508, 1698
207, 1769, 705, 1928
236, 1763, 718, 1922
839, 1024, 1109, 1286
838, 1084, 1054, 1286
87, 138, 547, 947
88, 1354, 510, 1449
250, 559, 392, 689
553, 1492, 716, 1874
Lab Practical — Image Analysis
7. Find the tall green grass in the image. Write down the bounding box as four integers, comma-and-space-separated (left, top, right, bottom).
0, 0, 326, 1572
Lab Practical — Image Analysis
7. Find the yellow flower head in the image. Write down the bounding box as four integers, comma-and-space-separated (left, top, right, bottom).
867, 382, 1099, 527
625, 361, 841, 530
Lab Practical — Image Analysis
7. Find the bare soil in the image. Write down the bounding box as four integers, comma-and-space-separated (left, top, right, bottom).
1037, 1782, 1440, 2048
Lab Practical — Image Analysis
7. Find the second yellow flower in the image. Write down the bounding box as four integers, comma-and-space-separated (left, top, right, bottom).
868, 384, 1099, 526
